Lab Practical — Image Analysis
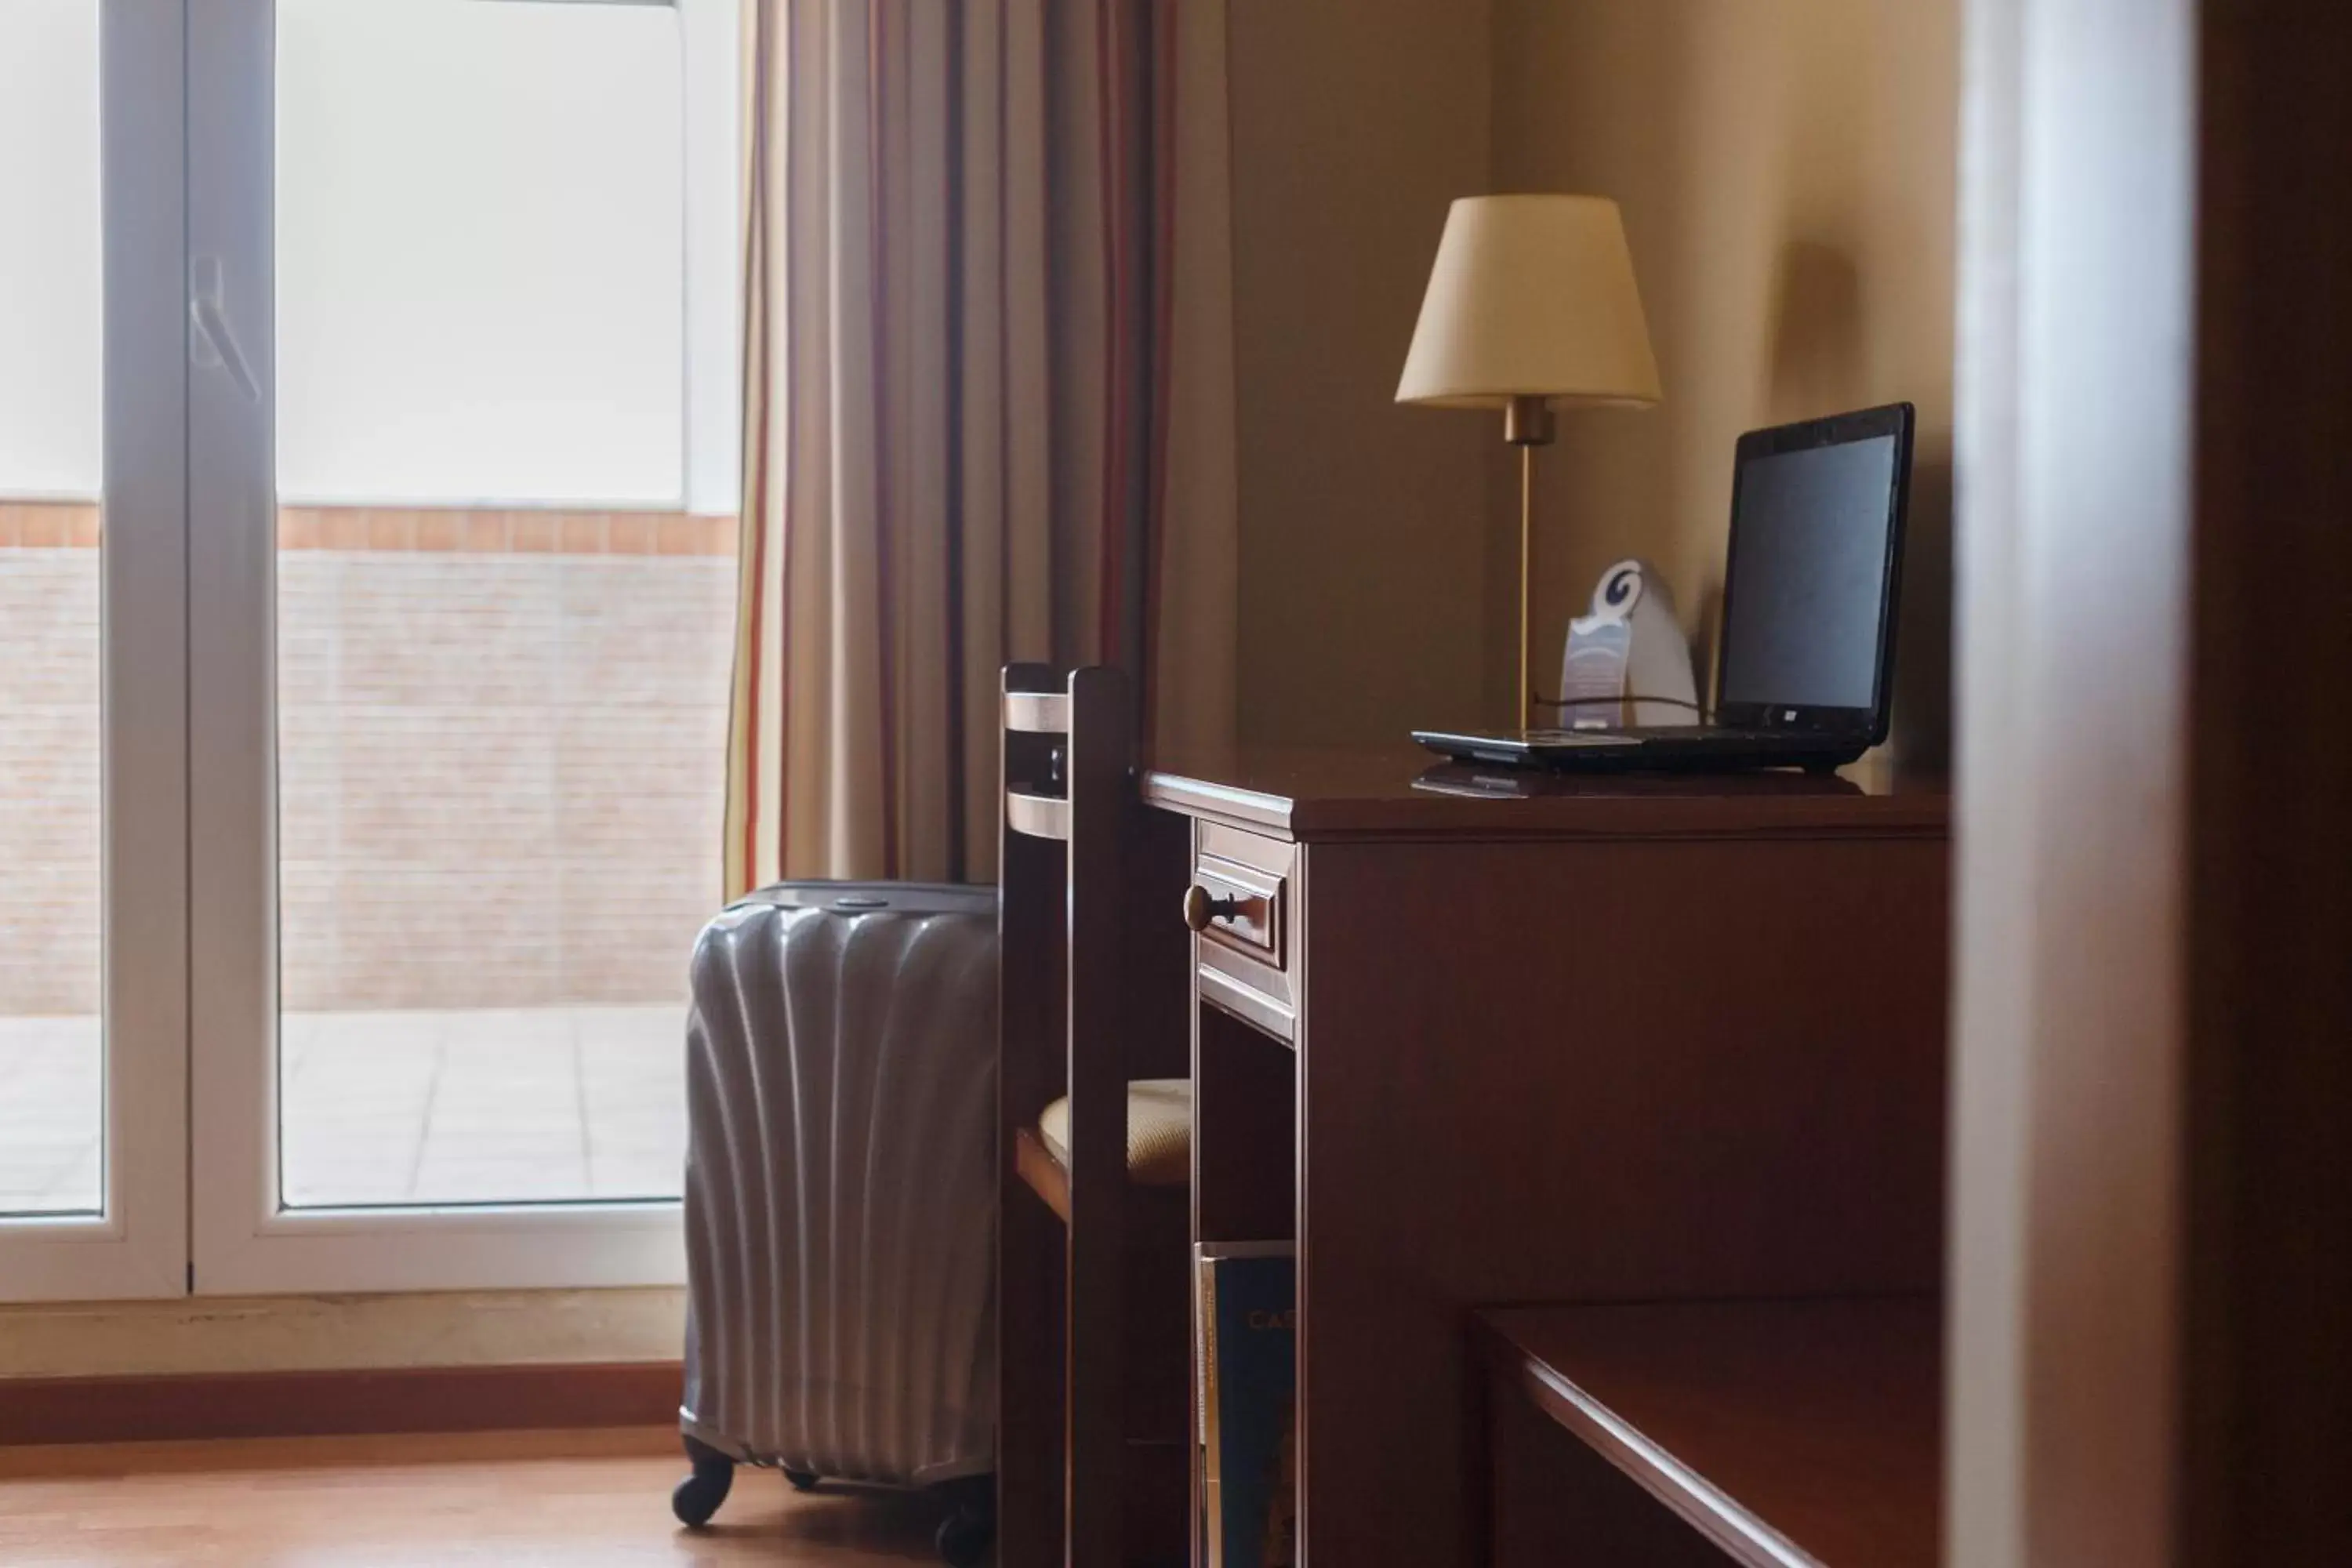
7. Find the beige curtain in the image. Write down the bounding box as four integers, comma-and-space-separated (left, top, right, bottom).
724, 0, 1236, 894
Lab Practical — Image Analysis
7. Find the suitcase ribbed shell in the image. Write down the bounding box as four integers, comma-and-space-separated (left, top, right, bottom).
681, 881, 999, 1486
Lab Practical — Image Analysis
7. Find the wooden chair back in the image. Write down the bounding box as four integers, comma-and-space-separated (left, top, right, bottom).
997, 663, 1189, 1568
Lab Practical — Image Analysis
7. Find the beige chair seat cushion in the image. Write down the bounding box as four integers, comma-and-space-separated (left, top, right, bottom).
1036, 1078, 1192, 1188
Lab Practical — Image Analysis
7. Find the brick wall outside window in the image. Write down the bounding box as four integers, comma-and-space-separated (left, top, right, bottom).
0, 503, 735, 1018
0, 524, 100, 1018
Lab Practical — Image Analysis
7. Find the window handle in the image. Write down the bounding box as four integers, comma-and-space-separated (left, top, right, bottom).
189, 255, 260, 403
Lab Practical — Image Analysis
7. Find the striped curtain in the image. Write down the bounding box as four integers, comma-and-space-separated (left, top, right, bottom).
724, 0, 1237, 894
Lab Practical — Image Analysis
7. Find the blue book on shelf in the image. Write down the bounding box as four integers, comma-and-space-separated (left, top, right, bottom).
1198, 1243, 1296, 1568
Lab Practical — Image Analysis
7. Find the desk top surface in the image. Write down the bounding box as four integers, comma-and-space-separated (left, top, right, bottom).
1141, 745, 1949, 842
1478, 1298, 1942, 1568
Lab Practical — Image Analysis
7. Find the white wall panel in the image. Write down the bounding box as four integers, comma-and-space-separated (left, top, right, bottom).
275, 0, 684, 506
0, 2, 103, 500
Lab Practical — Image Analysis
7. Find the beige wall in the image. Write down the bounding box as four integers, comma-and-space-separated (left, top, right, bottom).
1226, 0, 1497, 744
1490, 0, 1958, 763
1227, 0, 1958, 757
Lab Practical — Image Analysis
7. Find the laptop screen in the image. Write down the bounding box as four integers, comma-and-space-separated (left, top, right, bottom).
1717, 430, 1902, 717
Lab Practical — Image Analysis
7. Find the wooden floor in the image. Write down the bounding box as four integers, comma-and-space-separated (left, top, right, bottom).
0, 1427, 945, 1566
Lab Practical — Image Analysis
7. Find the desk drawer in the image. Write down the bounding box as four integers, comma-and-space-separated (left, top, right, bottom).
1190, 824, 1297, 1043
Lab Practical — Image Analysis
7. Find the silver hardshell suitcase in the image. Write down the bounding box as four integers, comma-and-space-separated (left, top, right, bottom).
672, 881, 999, 1566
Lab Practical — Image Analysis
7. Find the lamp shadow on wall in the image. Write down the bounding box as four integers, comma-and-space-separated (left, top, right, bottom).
1760, 240, 1953, 771
1765, 241, 1865, 424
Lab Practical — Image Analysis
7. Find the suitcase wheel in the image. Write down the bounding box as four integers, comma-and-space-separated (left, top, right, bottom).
670, 1437, 735, 1529
933, 1475, 994, 1568
935, 1508, 991, 1568
783, 1468, 821, 1493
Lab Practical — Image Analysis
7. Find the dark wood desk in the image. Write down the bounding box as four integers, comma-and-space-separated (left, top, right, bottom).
1475, 1299, 1941, 1567
1140, 748, 1949, 1568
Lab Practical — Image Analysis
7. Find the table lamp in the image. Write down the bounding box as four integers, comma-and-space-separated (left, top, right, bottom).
1397, 194, 1662, 730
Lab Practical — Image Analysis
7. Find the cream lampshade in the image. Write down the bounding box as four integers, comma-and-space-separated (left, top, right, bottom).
1397, 194, 1661, 728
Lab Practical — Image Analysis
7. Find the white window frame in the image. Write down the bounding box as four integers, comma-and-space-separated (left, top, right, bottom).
183, 0, 733, 1296
0, 2, 193, 1305
680, 0, 743, 516
2, 0, 732, 1305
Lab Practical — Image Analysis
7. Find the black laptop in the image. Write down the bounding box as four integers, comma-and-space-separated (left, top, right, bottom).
1414, 401, 1914, 774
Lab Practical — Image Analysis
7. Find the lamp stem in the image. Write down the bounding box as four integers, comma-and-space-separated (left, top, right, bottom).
1519, 443, 1534, 731
1504, 394, 1555, 732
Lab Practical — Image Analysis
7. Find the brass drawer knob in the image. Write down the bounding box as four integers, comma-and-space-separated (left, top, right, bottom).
1182, 884, 1246, 933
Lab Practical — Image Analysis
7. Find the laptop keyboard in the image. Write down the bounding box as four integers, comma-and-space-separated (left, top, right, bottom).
1542, 725, 1789, 743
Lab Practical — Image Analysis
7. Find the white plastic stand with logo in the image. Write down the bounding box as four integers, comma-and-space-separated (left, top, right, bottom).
1557, 559, 1700, 729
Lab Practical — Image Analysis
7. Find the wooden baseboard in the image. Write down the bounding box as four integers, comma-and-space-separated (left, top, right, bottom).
0, 1360, 684, 1448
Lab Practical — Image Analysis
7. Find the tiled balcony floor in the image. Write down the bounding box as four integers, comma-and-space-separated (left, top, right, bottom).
0, 1005, 688, 1216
